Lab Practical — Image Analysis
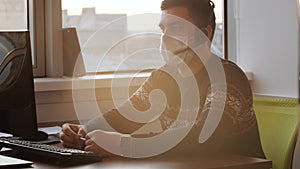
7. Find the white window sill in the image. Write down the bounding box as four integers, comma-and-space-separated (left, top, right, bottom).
34, 72, 151, 92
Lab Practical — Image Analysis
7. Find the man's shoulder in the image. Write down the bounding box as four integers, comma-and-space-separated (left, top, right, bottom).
215, 57, 253, 98
220, 58, 244, 74
219, 58, 249, 83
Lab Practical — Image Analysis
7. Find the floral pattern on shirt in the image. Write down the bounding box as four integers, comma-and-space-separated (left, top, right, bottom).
198, 84, 256, 135
129, 81, 152, 112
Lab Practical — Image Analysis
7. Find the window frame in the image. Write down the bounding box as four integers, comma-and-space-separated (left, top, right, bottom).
30, 0, 64, 77
29, 0, 46, 77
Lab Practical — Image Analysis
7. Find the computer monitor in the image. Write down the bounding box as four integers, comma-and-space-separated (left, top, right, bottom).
0, 31, 47, 140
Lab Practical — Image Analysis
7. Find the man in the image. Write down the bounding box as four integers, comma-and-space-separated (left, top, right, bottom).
60, 0, 265, 158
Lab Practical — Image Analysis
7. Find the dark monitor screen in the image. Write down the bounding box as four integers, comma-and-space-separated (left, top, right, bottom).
0, 31, 46, 140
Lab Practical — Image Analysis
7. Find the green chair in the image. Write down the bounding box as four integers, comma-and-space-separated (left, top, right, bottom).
293, 133, 300, 168
254, 97, 298, 169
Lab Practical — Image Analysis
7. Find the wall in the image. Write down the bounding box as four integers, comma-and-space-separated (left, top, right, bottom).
34, 75, 145, 125
229, 0, 299, 98
228, 1, 299, 168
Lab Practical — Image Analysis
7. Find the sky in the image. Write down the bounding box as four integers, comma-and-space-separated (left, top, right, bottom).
61, 0, 223, 23
62, 0, 162, 15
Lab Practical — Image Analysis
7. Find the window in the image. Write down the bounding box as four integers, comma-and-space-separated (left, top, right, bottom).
62, 0, 163, 73
0, 0, 225, 77
61, 0, 224, 73
0, 0, 27, 30
0, 0, 224, 76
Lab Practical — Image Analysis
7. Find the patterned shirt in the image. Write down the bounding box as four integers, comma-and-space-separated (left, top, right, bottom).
85, 55, 265, 158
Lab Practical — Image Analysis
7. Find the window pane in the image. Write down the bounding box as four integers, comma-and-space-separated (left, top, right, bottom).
0, 0, 27, 30
62, 0, 224, 73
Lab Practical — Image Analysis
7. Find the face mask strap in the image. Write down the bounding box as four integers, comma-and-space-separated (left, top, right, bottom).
200, 27, 208, 36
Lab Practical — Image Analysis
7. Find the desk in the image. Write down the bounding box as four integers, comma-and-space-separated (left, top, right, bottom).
28, 153, 271, 169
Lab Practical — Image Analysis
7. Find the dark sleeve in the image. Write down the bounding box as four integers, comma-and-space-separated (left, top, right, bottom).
86, 68, 179, 134
94, 77, 154, 134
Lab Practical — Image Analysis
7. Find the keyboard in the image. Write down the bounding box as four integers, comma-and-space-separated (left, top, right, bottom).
0, 138, 102, 165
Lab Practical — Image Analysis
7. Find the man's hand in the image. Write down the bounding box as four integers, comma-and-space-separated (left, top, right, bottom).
84, 130, 121, 157
60, 123, 86, 149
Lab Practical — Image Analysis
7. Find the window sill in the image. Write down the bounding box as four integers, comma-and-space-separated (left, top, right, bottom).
34, 72, 151, 92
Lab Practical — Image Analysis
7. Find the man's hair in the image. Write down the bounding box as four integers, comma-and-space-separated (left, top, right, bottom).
161, 0, 216, 35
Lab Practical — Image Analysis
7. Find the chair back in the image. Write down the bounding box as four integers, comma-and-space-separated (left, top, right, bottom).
254, 96, 298, 169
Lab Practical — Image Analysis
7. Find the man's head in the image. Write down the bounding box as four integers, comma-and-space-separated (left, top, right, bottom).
160, 0, 216, 41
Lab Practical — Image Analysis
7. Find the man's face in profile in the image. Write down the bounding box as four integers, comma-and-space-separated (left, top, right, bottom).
160, 5, 213, 41
159, 6, 211, 77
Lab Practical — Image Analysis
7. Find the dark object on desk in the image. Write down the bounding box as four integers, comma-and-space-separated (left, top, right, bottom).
0, 31, 47, 141
0, 138, 102, 165
62, 28, 86, 77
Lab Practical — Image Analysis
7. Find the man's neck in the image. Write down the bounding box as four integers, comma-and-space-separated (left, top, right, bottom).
188, 45, 212, 75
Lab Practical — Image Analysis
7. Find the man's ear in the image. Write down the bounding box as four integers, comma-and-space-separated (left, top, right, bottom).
206, 25, 214, 41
